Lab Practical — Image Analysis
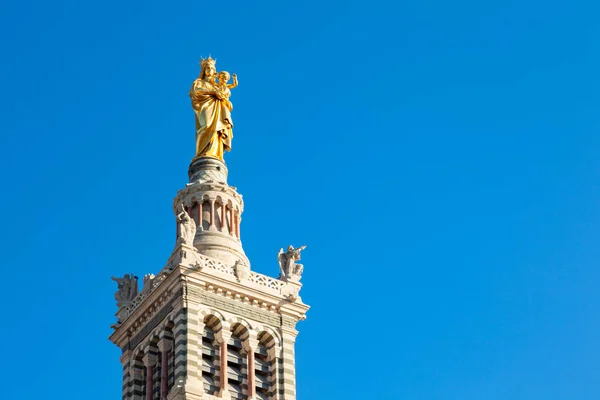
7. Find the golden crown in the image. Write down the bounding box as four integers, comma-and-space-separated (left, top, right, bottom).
200, 56, 216, 69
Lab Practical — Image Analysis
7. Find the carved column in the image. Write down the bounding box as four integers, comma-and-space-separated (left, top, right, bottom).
245, 335, 259, 399
209, 198, 216, 231
143, 352, 157, 400
221, 203, 227, 233
198, 201, 203, 230
231, 211, 236, 239
217, 329, 232, 399
146, 364, 153, 400
158, 337, 172, 399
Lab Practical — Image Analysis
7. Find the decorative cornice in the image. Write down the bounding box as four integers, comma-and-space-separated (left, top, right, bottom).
111, 244, 308, 336
188, 286, 281, 327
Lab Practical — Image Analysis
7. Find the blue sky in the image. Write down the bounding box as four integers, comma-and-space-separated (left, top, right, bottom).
1, 0, 599, 399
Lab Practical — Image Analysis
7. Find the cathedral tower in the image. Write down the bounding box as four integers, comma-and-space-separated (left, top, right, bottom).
109, 59, 310, 400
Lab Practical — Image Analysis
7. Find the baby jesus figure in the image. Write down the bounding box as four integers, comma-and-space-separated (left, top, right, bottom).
215, 71, 238, 111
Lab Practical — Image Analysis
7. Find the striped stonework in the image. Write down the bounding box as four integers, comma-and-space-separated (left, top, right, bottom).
256, 332, 278, 400
185, 303, 204, 387
277, 357, 285, 399
112, 269, 309, 399
172, 307, 188, 385
111, 268, 310, 400
152, 351, 161, 399
131, 354, 145, 400
201, 324, 220, 394
228, 332, 248, 399
120, 352, 131, 400
168, 344, 175, 391
280, 328, 298, 399
111, 244, 308, 400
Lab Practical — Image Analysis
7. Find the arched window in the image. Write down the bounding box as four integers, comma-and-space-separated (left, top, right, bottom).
200, 200, 209, 231
255, 332, 277, 400
190, 201, 199, 226
202, 315, 222, 395
228, 323, 249, 399
132, 351, 145, 400
164, 323, 175, 393
148, 340, 160, 400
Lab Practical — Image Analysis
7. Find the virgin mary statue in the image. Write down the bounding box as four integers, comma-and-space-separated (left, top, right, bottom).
189, 57, 234, 161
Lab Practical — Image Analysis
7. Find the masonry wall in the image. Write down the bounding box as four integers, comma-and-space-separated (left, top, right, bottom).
116, 279, 301, 400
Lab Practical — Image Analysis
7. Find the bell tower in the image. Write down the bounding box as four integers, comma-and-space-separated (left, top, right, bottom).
109, 60, 309, 400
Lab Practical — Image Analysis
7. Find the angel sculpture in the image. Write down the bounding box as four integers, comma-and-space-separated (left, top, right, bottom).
278, 245, 307, 282
111, 274, 139, 308
176, 204, 197, 246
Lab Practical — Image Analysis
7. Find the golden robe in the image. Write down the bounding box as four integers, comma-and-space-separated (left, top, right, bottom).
190, 78, 233, 161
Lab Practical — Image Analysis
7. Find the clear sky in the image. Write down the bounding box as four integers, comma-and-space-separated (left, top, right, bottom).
1, 0, 599, 399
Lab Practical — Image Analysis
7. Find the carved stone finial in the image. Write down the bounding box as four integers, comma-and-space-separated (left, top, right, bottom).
234, 260, 250, 281
285, 292, 299, 302
277, 245, 306, 282
141, 273, 156, 293
111, 274, 139, 308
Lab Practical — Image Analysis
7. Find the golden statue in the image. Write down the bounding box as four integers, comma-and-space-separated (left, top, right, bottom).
190, 57, 238, 161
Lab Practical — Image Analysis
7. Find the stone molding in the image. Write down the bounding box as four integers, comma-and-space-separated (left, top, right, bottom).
175, 183, 244, 214
110, 261, 307, 352
113, 244, 307, 331
191, 286, 281, 327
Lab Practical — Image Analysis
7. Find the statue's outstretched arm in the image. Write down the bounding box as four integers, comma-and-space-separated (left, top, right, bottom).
228, 74, 238, 89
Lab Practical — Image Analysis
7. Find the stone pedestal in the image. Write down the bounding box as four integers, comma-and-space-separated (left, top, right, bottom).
188, 157, 229, 184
